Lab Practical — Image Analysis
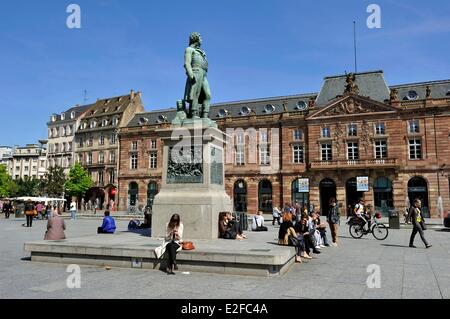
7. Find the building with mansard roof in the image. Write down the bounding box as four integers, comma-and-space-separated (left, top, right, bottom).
118, 71, 450, 218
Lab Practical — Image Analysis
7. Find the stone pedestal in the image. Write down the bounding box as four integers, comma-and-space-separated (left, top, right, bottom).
151, 121, 232, 240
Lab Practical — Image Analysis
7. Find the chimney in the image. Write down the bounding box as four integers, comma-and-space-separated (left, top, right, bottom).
137, 91, 142, 98
130, 90, 135, 99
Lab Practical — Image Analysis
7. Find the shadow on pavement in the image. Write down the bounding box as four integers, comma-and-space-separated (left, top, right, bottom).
434, 228, 450, 232
380, 244, 410, 248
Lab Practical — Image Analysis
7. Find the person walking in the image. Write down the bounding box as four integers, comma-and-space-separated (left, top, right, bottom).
36, 202, 44, 220
24, 200, 35, 227
2, 200, 13, 219
409, 199, 432, 249
328, 198, 340, 246
70, 200, 77, 220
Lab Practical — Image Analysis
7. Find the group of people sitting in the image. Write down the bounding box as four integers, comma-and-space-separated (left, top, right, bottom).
278, 210, 335, 264
218, 212, 247, 240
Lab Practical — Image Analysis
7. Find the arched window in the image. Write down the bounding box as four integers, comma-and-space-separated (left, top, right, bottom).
258, 180, 273, 212
408, 177, 430, 218
374, 177, 393, 216
233, 180, 247, 212
147, 182, 158, 210
128, 182, 139, 206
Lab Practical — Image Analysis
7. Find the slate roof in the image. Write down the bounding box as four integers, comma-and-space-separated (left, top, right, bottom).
127, 93, 316, 127
390, 79, 450, 101
49, 104, 93, 125
126, 71, 450, 128
315, 70, 391, 106
82, 94, 134, 119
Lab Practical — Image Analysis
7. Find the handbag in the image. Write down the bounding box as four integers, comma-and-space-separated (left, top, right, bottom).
182, 241, 195, 250
420, 221, 427, 231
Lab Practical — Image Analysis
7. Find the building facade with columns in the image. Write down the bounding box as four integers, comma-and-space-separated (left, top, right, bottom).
74, 91, 144, 209
118, 71, 450, 218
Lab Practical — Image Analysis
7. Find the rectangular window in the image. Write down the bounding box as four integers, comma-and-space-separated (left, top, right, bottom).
321, 143, 332, 161
322, 127, 331, 138
79, 138, 84, 148
110, 134, 117, 145
260, 145, 270, 165
348, 124, 358, 137
68, 142, 72, 151
409, 120, 420, 134
347, 142, 359, 160
236, 133, 245, 145
150, 152, 157, 169
293, 145, 304, 164
78, 154, 83, 164
110, 151, 116, 164
260, 131, 269, 143
99, 134, 105, 146
375, 123, 386, 135
87, 153, 93, 165
55, 144, 59, 153
375, 140, 388, 159
109, 170, 116, 184
99, 152, 105, 164
409, 139, 422, 160
293, 129, 303, 141
88, 136, 93, 147
131, 141, 138, 151
150, 140, 157, 149
130, 154, 138, 170
235, 146, 245, 166
98, 171, 104, 184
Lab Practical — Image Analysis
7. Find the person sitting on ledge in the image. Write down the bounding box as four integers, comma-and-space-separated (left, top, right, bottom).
218, 212, 246, 240
278, 212, 306, 263
97, 211, 116, 234
44, 210, 66, 240
251, 211, 268, 232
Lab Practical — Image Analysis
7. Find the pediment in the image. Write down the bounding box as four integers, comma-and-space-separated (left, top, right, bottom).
306, 94, 398, 120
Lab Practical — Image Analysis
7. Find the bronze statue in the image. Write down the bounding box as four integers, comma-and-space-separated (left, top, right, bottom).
184, 32, 211, 119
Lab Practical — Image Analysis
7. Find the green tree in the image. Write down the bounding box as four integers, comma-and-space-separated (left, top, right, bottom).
0, 164, 14, 198
64, 163, 93, 199
42, 166, 67, 197
16, 176, 41, 197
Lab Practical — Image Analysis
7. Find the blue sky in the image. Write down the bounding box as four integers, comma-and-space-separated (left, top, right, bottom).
1, 0, 449, 146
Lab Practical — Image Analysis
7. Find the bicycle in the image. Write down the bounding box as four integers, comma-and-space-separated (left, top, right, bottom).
348, 212, 389, 240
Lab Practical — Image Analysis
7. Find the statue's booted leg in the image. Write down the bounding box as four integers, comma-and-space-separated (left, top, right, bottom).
201, 77, 212, 119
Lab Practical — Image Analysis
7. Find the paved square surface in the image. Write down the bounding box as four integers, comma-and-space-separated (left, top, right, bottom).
0, 217, 449, 299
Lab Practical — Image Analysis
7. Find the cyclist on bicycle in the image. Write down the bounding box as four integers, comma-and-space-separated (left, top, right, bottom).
354, 198, 370, 232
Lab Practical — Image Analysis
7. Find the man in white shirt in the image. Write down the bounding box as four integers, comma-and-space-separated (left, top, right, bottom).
251, 211, 268, 232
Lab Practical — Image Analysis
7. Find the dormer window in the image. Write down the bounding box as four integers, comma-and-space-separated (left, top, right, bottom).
264, 104, 275, 114
102, 119, 108, 127
322, 127, 331, 138
71, 111, 76, 119
348, 124, 358, 137
90, 120, 97, 129
156, 115, 167, 124
296, 101, 308, 111
240, 106, 251, 116
61, 113, 66, 120
446, 91, 450, 96
406, 90, 419, 101
139, 117, 149, 125
104, 99, 110, 104
112, 117, 120, 126
51, 115, 57, 122
217, 109, 229, 118
293, 129, 303, 141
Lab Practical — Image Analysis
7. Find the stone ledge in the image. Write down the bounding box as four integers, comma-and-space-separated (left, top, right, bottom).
24, 231, 296, 277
